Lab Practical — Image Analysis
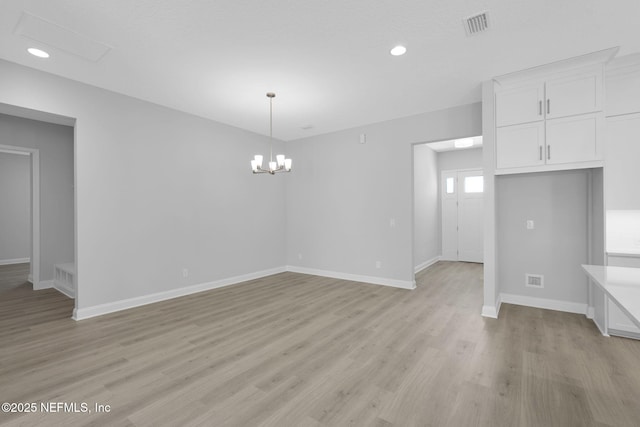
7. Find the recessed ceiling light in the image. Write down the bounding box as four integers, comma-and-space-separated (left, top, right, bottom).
27, 47, 50, 58
390, 45, 407, 56
454, 138, 474, 148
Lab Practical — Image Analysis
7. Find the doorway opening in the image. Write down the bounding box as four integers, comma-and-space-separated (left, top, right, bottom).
0, 106, 76, 319
0, 145, 40, 291
413, 136, 484, 277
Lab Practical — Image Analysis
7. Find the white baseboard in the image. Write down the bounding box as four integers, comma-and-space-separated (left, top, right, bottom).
73, 266, 287, 321
586, 306, 595, 319
594, 318, 609, 337
414, 256, 441, 274
500, 293, 587, 315
54, 282, 75, 299
481, 294, 502, 319
608, 328, 640, 340
0, 257, 30, 266
286, 265, 416, 290
34, 279, 54, 291
481, 306, 498, 318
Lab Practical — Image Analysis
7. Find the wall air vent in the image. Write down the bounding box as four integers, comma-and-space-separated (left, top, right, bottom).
464, 12, 489, 36
525, 273, 544, 288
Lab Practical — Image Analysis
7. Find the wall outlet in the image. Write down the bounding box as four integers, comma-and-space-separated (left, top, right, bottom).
526, 220, 535, 230
298, 253, 303, 260
390, 218, 396, 228
376, 261, 382, 269
182, 268, 189, 278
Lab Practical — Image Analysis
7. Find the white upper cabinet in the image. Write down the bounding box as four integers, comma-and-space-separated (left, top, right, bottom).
606, 54, 640, 117
493, 64, 605, 174
496, 122, 544, 169
495, 84, 544, 127
545, 71, 602, 119
545, 113, 601, 165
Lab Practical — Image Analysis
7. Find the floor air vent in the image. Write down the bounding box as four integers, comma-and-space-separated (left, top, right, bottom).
464, 12, 489, 36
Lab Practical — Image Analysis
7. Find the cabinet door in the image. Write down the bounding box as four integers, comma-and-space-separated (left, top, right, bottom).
545, 113, 601, 165
605, 114, 640, 209
495, 84, 544, 127
496, 122, 545, 169
605, 64, 640, 116
545, 71, 602, 119
607, 255, 640, 336
608, 300, 640, 335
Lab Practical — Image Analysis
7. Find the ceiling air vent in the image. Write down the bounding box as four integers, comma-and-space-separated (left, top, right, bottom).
464, 12, 489, 36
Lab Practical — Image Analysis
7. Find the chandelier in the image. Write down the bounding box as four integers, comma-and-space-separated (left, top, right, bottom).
251, 92, 292, 174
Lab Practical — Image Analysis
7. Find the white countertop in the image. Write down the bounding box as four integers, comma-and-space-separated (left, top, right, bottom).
582, 265, 640, 330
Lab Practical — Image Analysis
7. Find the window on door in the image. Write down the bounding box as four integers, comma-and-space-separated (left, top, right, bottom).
464, 175, 484, 193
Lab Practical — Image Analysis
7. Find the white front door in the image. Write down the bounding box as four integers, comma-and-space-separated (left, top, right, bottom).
441, 169, 484, 263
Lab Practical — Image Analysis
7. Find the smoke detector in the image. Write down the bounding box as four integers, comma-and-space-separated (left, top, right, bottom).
463, 11, 490, 36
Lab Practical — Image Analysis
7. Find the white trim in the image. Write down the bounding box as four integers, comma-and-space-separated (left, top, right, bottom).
0, 257, 30, 265
414, 256, 441, 274
34, 279, 54, 291
494, 160, 604, 176
0, 144, 40, 288
0, 148, 30, 156
54, 282, 75, 299
594, 316, 610, 337
481, 305, 498, 318
586, 306, 595, 319
482, 294, 502, 318
500, 293, 587, 315
72, 266, 287, 321
493, 47, 618, 85
286, 265, 416, 290
608, 329, 640, 340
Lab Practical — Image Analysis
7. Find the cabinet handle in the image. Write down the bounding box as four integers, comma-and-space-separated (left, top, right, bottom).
539, 100, 542, 116
539, 146, 542, 161
547, 145, 551, 160
547, 99, 550, 115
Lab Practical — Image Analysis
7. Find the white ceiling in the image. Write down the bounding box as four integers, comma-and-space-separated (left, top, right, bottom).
1, 1, 639, 141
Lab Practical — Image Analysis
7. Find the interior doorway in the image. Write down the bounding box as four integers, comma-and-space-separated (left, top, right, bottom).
413, 136, 484, 275
441, 169, 484, 263
0, 109, 75, 319
0, 145, 40, 288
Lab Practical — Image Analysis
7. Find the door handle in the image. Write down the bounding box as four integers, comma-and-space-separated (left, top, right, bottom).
547, 99, 550, 115
539, 100, 542, 116
547, 145, 551, 160
539, 146, 542, 161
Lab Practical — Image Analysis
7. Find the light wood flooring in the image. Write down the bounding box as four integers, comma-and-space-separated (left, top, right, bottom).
0, 262, 31, 293
1, 261, 639, 426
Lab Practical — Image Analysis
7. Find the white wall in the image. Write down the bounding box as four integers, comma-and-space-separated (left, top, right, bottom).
0, 116, 74, 279
0, 59, 286, 314
285, 103, 482, 286
413, 144, 439, 270
437, 147, 483, 173
496, 170, 590, 307
0, 151, 30, 262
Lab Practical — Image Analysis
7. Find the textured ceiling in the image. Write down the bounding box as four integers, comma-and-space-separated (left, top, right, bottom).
1, 0, 639, 140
